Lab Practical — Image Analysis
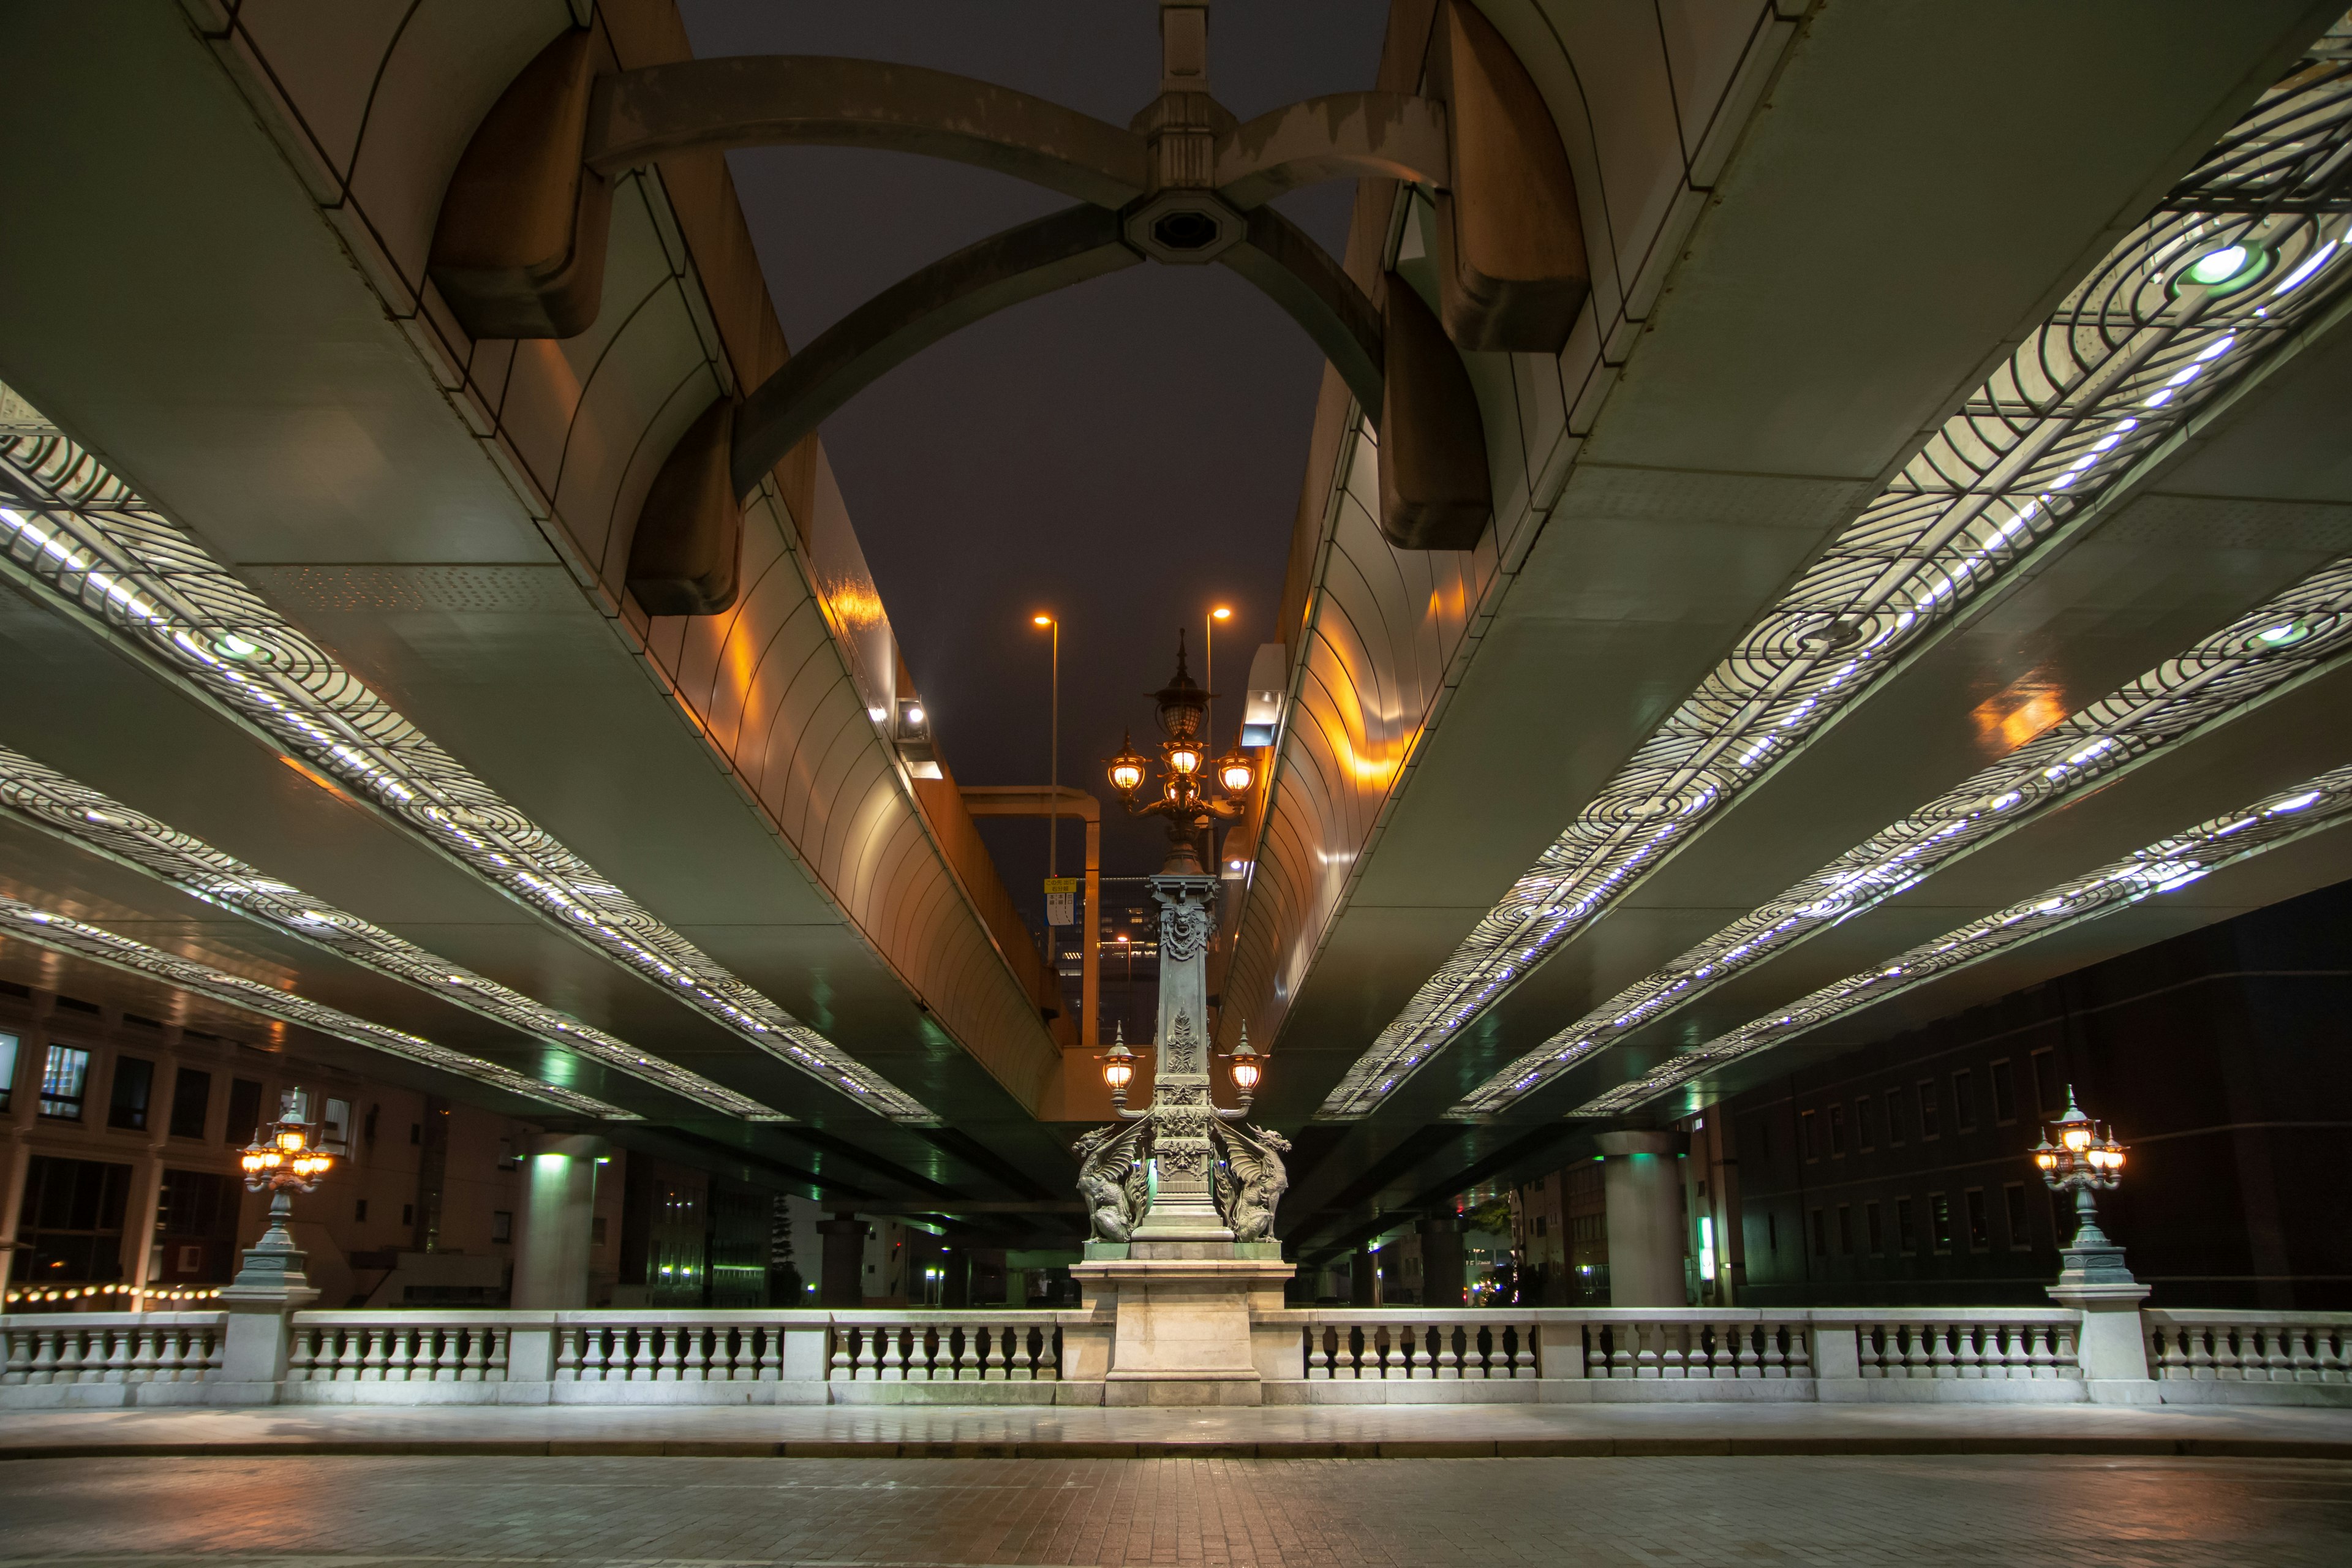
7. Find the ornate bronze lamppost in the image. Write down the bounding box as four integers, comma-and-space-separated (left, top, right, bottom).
1075, 638, 1287, 1245
230, 1088, 336, 1292
2032, 1087, 2133, 1290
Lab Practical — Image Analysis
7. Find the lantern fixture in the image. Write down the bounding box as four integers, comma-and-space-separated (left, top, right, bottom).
1106, 634, 1263, 875
1108, 731, 1148, 796
1215, 748, 1255, 794
1224, 1023, 1262, 1101
1099, 1023, 1139, 1105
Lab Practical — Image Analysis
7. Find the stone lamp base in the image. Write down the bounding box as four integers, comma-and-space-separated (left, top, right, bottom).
1072, 1240, 1293, 1406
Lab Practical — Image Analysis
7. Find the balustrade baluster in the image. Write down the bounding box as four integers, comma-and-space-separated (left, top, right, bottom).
126, 1327, 159, 1384
1411, 1324, 1436, 1379
1599, 1325, 1626, 1379
2054, 1322, 2080, 1377
454, 1329, 482, 1382
681, 1327, 707, 1382
849, 1327, 875, 1381
97, 1330, 130, 1384
1514, 1325, 1539, 1379
2215, 1326, 2246, 1380
1, 1330, 30, 1386
26, 1331, 61, 1386
2318, 1327, 2348, 1382
624, 1327, 652, 1381
1632, 1324, 1660, 1379
559, 1330, 586, 1382
285, 1328, 316, 1384
1784, 1321, 1811, 1379
2264, 1328, 2295, 1384
354, 1329, 383, 1382
1435, 1324, 1460, 1379
1954, 1324, 1983, 1379
1306, 1327, 1329, 1380
155, 1329, 187, 1383
1660, 1324, 1687, 1380
879, 1327, 905, 1382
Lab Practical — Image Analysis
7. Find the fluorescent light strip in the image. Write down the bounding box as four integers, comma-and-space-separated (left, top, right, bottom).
0, 742, 785, 1121
1319, 42, 2352, 1119
0, 891, 632, 1119
1574, 764, 2352, 1116
0, 412, 934, 1124
1450, 560, 2352, 1116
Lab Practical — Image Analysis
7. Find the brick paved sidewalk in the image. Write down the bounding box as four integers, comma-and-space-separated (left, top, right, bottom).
4, 1397, 2349, 1460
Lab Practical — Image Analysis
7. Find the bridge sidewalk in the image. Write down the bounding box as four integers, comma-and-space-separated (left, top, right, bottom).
2, 1399, 2348, 1461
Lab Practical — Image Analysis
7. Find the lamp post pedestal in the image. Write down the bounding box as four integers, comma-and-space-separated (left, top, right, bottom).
216, 1189, 320, 1398
2035, 1094, 2154, 1398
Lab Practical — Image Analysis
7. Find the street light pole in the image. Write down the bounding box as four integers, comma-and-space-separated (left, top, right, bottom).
1033, 614, 1060, 883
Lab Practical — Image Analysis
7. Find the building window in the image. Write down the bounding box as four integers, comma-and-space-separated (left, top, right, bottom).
1918, 1080, 1942, 1139
1534, 1215, 1547, 1238
1827, 1101, 1846, 1157
402, 1204, 415, 1226
154, 1169, 241, 1284
1855, 1095, 1875, 1152
1884, 1087, 1908, 1146
1989, 1058, 2018, 1125
1965, 1188, 1990, 1251
39, 1045, 91, 1119
108, 1055, 155, 1131
1865, 1200, 1884, 1254
169, 1069, 211, 1139
2003, 1183, 2031, 1250
1800, 1109, 1820, 1163
0, 1031, 17, 1112
17, 1155, 132, 1281
322, 1097, 352, 1154
492, 1210, 513, 1245
1810, 1208, 1828, 1258
1951, 1069, 1977, 1133
1766, 1212, 1778, 1254
1836, 1204, 1853, 1256
355, 1199, 369, 1222
1896, 1197, 1918, 1254
1929, 1192, 1954, 1253
2030, 1046, 2062, 1117
224, 1078, 263, 1144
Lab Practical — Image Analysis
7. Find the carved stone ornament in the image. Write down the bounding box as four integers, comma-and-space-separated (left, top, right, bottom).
1161, 897, 1213, 963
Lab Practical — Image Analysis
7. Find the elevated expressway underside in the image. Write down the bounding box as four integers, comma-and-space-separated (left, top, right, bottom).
1215, 1, 2352, 1262
0, 3, 1093, 1234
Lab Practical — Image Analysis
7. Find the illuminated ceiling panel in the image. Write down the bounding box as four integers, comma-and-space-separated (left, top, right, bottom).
1576, 764, 2352, 1116
0, 742, 784, 1121
1450, 559, 2352, 1117
0, 407, 934, 1123
0, 891, 631, 1120
1321, 40, 2352, 1119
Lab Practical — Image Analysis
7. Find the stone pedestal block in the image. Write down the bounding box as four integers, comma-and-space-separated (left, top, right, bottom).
1072, 1240, 1293, 1406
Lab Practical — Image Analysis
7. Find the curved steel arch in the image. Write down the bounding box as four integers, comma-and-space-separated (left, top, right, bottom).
586, 56, 1152, 209
729, 202, 1386, 501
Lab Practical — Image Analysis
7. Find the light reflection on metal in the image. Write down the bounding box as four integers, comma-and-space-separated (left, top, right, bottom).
1321, 37, 2352, 1120
1574, 764, 2352, 1116
0, 891, 631, 1119
1450, 557, 2352, 1117
0, 407, 934, 1123
0, 742, 785, 1121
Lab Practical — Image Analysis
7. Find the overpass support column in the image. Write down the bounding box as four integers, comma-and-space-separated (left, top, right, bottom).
1349, 1245, 1376, 1306
512, 1134, 606, 1310
1417, 1214, 1464, 1307
1596, 1131, 1689, 1308
818, 1213, 870, 1307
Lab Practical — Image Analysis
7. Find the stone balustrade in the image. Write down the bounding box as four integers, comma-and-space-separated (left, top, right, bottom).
3, 1303, 2345, 1410
0, 1312, 225, 1406
2146, 1310, 2352, 1404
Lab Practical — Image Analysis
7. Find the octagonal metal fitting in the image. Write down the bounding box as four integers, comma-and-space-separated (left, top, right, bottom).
1122, 189, 1246, 265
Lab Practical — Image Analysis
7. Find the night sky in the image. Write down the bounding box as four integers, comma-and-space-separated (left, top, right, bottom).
676, 2, 1390, 924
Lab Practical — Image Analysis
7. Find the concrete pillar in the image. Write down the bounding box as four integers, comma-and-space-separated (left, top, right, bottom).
1417, 1215, 1464, 1308
1597, 1129, 1689, 1307
511, 1133, 605, 1310
124, 1145, 167, 1300
1349, 1245, 1375, 1306
0, 1136, 30, 1299
817, 1213, 869, 1307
